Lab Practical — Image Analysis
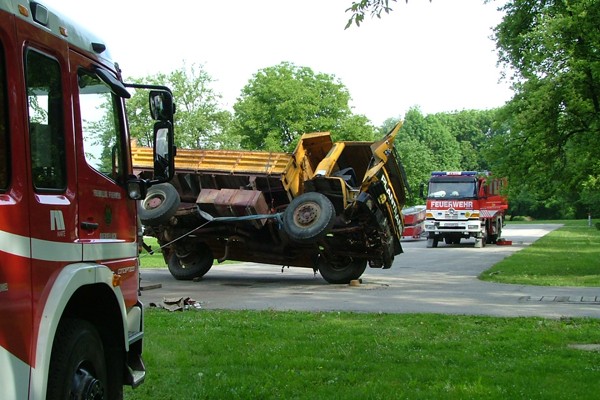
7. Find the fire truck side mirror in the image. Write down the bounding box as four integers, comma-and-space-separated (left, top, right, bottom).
149, 90, 174, 121
126, 179, 147, 200
152, 121, 175, 183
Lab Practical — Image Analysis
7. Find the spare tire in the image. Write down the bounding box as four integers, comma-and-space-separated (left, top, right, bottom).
138, 183, 180, 226
283, 192, 335, 243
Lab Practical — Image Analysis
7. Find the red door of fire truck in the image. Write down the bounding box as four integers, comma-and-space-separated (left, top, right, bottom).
68, 49, 139, 302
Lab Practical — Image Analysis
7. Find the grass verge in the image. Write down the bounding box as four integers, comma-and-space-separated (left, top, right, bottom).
139, 237, 235, 268
125, 310, 600, 400
480, 220, 600, 286
139, 237, 167, 268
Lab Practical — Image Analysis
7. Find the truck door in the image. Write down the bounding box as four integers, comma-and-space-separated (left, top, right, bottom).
68, 51, 139, 301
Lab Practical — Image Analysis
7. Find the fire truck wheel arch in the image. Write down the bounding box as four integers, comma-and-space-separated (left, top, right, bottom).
138, 183, 181, 226
31, 264, 131, 400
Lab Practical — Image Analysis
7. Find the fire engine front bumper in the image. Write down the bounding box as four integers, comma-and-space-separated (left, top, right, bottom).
424, 220, 483, 237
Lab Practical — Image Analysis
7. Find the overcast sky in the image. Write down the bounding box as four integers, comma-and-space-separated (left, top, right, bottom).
43, 0, 512, 126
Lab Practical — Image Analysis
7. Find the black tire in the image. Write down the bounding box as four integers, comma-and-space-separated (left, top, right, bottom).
490, 220, 502, 244
47, 319, 109, 400
475, 231, 487, 248
318, 257, 368, 284
138, 183, 180, 226
167, 244, 214, 280
426, 237, 439, 248
283, 192, 335, 243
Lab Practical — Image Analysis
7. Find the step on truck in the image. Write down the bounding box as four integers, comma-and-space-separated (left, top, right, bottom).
0, 1, 176, 399
421, 171, 508, 248
134, 123, 408, 284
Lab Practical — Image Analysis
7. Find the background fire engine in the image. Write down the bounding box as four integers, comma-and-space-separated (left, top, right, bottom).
422, 171, 508, 248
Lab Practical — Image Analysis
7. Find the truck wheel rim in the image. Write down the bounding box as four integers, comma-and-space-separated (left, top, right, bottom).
72, 367, 104, 400
144, 194, 164, 210
293, 201, 320, 227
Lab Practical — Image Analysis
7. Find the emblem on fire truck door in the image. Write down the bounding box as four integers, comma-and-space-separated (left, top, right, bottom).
50, 210, 66, 237
50, 210, 65, 230
105, 205, 112, 225
50, 210, 65, 237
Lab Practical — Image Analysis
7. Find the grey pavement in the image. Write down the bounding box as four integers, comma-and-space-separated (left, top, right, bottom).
139, 224, 600, 318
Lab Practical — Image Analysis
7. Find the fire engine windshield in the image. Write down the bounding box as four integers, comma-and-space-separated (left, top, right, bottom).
428, 179, 477, 199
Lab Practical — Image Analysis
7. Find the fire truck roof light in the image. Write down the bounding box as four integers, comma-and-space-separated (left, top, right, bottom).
431, 171, 478, 177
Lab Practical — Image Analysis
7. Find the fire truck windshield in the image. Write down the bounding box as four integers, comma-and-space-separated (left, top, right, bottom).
428, 180, 477, 199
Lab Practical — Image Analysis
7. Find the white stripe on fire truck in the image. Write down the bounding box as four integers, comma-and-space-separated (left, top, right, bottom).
83, 241, 137, 260
0, 230, 30, 258
31, 238, 82, 262
0, 230, 137, 262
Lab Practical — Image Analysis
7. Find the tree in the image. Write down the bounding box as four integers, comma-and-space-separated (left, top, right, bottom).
125, 63, 233, 150
434, 109, 499, 171
400, 107, 462, 170
382, 108, 500, 205
382, 116, 435, 204
381, 108, 458, 205
345, 0, 431, 28
232, 62, 375, 152
491, 0, 600, 217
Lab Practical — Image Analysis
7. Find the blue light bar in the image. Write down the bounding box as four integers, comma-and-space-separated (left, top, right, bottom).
431, 171, 478, 177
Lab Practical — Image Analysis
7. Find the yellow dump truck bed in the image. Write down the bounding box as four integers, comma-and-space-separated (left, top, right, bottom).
131, 144, 291, 176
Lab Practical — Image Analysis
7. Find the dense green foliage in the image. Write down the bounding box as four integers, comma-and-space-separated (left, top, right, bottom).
125, 310, 600, 399
232, 62, 375, 152
382, 107, 499, 204
488, 0, 600, 218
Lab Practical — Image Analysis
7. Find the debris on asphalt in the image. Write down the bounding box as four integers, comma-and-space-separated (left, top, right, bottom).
149, 296, 202, 311
140, 283, 162, 291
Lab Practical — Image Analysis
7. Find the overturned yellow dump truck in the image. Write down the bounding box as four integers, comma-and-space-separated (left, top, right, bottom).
133, 122, 407, 283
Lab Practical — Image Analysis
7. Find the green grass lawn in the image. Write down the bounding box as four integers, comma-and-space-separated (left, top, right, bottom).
125, 311, 600, 399
126, 221, 600, 399
481, 219, 600, 286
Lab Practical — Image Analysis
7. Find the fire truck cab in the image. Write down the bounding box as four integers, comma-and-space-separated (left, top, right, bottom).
422, 171, 508, 248
0, 1, 174, 399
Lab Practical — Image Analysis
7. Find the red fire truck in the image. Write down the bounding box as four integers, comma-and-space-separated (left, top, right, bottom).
0, 1, 175, 399
422, 171, 508, 248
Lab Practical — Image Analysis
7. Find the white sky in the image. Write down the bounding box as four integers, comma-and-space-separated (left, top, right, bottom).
43, 0, 512, 126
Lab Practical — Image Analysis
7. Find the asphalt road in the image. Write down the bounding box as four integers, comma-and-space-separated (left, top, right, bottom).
139, 224, 600, 318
